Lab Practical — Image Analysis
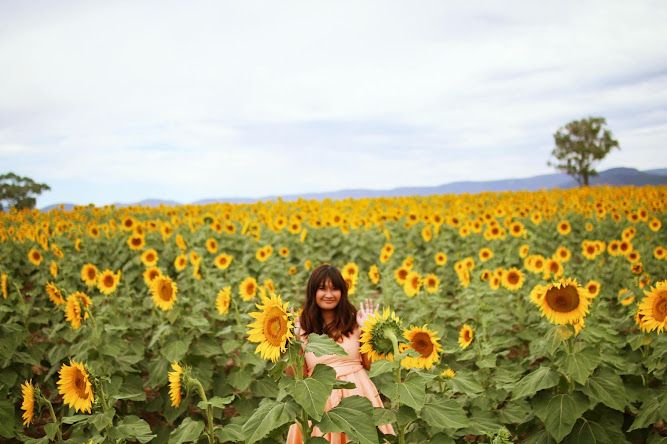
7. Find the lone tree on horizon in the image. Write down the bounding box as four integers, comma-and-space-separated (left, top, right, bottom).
548, 116, 620, 186
0, 172, 51, 211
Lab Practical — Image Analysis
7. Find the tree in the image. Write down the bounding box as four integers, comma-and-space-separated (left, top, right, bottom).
548, 116, 620, 186
0, 172, 51, 211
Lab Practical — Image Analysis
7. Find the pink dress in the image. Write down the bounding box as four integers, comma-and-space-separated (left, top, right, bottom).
285, 327, 395, 443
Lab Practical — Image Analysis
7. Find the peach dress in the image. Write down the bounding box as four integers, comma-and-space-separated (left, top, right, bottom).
285, 327, 395, 443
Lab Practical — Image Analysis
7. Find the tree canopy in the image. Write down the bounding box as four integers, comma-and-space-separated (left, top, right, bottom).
548, 116, 620, 186
0, 172, 51, 211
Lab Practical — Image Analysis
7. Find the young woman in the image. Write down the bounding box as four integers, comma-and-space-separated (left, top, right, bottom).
286, 264, 395, 443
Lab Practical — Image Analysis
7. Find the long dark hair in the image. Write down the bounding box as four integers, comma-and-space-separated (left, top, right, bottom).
300, 264, 358, 341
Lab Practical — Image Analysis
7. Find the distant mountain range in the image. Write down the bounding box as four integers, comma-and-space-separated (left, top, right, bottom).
41, 167, 667, 211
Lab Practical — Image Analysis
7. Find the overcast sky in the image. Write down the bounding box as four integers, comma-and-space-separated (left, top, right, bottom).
1, 1, 666, 208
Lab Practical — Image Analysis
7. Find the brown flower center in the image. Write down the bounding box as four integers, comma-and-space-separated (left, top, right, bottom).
264, 307, 287, 346
412, 332, 434, 357
73, 371, 89, 398
653, 291, 667, 322
159, 282, 173, 301
545, 285, 580, 313
87, 268, 96, 280
507, 272, 519, 285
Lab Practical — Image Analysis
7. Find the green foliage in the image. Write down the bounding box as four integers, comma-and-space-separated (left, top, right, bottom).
548, 117, 620, 186
0, 172, 50, 211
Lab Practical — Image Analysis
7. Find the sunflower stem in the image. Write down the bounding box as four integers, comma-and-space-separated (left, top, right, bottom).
385, 329, 406, 444
297, 407, 312, 440
191, 379, 215, 444
43, 398, 62, 441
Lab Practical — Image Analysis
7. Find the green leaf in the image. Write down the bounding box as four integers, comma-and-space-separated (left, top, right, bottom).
305, 333, 348, 357
581, 369, 626, 412
161, 340, 188, 363
228, 367, 253, 391
397, 405, 417, 428
44, 422, 59, 440
333, 380, 356, 390
448, 370, 484, 397
372, 407, 396, 426
382, 372, 426, 411
61, 414, 90, 424
0, 400, 14, 438
628, 395, 662, 432
241, 398, 300, 444
420, 396, 470, 430
88, 408, 115, 432
109, 415, 156, 443
513, 366, 560, 400
459, 409, 501, 436
167, 417, 205, 444
197, 395, 235, 410
215, 423, 244, 443
532, 391, 590, 442
222, 339, 241, 354
282, 364, 336, 421
647, 433, 667, 444
368, 359, 394, 378
563, 418, 611, 444
555, 346, 601, 385
315, 396, 378, 444
496, 399, 532, 424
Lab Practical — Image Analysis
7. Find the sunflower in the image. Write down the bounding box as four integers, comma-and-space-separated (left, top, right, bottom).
121, 216, 136, 231
509, 221, 524, 237
582, 242, 598, 260
126, 234, 145, 251
538, 278, 590, 325
28, 249, 43, 266
401, 325, 442, 370
2, 273, 8, 299
529, 284, 546, 306
80, 264, 99, 286
649, 218, 662, 232
49, 260, 58, 279
382, 243, 395, 256
654, 246, 666, 260
421, 226, 433, 242
151, 276, 178, 311
424, 273, 439, 293
174, 253, 188, 271
239, 277, 258, 301
142, 267, 163, 287
278, 247, 289, 257
627, 251, 640, 263
206, 238, 218, 254
572, 317, 585, 336
502, 267, 525, 291
394, 266, 410, 286
300, 229, 307, 243
435, 252, 448, 266
246, 292, 294, 362
216, 286, 232, 314
359, 308, 404, 362
403, 271, 422, 297
97, 269, 120, 295
479, 248, 493, 262
263, 279, 276, 293
631, 263, 643, 275
256, 246, 271, 262
65, 292, 91, 330
543, 259, 564, 280
607, 240, 621, 257
368, 265, 380, 285
584, 280, 601, 299
557, 220, 571, 235
441, 369, 456, 378
46, 282, 65, 305
304, 259, 312, 270
554, 246, 571, 263
21, 380, 36, 426
637, 280, 667, 333
458, 324, 474, 349
343, 262, 359, 279
57, 360, 94, 413
176, 234, 187, 250
480, 269, 492, 282
189, 250, 201, 266
344, 274, 357, 294
141, 249, 158, 267
402, 257, 414, 269
380, 252, 391, 263
168, 362, 184, 407
88, 225, 100, 238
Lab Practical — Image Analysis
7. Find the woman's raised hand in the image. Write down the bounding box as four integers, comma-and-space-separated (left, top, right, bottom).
357, 298, 379, 328
291, 307, 300, 337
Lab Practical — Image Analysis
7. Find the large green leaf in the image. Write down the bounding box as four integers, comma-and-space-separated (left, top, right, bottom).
513, 366, 560, 400
448, 370, 484, 397
382, 371, 426, 411
167, 417, 205, 444
368, 359, 394, 378
0, 400, 14, 439
315, 396, 378, 444
89, 408, 116, 432
372, 407, 396, 426
241, 398, 300, 444
532, 391, 590, 442
555, 345, 601, 385
627, 395, 662, 432
496, 399, 532, 424
161, 340, 188, 363
581, 369, 626, 412
563, 418, 611, 444
108, 415, 155, 443
647, 433, 667, 444
281, 364, 336, 421
420, 396, 470, 430
305, 334, 348, 357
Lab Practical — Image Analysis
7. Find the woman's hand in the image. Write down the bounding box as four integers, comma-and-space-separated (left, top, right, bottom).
357, 299, 379, 329
290, 307, 301, 337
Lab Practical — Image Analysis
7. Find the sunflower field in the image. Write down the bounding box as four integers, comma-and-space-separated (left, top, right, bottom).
1, 185, 666, 444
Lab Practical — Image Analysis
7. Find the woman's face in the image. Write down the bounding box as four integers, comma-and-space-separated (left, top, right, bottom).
315, 278, 341, 311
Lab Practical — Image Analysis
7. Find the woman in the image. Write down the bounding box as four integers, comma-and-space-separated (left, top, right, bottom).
286, 264, 395, 443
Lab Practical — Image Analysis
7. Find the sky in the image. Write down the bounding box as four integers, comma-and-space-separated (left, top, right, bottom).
1, 1, 666, 208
